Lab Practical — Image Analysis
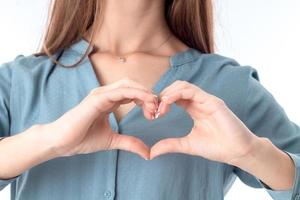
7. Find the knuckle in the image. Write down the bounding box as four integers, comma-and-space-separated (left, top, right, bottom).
178, 80, 189, 87
127, 136, 139, 147
123, 88, 133, 97
30, 123, 44, 132
179, 137, 189, 149
174, 80, 183, 85
181, 80, 188, 84
84, 92, 106, 113
144, 93, 154, 102
89, 88, 98, 95
89, 87, 105, 97
212, 96, 226, 107
192, 83, 201, 90
106, 133, 116, 150
121, 91, 130, 101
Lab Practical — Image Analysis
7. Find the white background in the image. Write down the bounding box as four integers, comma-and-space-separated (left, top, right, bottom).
0, 0, 299, 199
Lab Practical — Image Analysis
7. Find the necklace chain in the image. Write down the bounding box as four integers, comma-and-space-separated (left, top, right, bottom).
100, 33, 173, 63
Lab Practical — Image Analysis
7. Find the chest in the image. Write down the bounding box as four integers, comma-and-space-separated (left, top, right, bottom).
88, 53, 171, 124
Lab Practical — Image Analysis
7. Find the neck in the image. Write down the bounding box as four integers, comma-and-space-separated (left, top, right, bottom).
91, 0, 174, 55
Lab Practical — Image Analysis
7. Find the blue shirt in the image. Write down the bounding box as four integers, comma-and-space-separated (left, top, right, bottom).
0, 38, 300, 200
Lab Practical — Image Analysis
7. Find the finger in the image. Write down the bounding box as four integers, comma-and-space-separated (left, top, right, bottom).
156, 85, 215, 119
161, 81, 212, 105
118, 98, 156, 112
116, 100, 156, 121
155, 88, 195, 118
110, 78, 159, 111
116, 100, 156, 120
109, 133, 150, 160
88, 87, 158, 121
163, 88, 196, 104
153, 96, 170, 119
110, 89, 157, 120
119, 98, 143, 107
93, 78, 152, 94
159, 80, 188, 99
93, 87, 157, 114
150, 137, 190, 159
142, 102, 157, 120
88, 78, 159, 114
156, 81, 194, 118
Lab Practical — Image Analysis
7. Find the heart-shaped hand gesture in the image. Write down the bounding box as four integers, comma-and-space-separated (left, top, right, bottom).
150, 80, 259, 164
44, 78, 158, 159
44, 77, 258, 165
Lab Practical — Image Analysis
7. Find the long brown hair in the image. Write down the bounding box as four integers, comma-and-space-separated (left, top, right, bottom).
36, 0, 215, 67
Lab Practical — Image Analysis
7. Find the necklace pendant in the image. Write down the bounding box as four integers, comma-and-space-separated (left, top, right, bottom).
117, 57, 126, 63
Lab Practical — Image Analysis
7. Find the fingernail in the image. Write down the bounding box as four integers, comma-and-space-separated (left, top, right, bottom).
151, 113, 155, 120
154, 111, 160, 119
157, 101, 164, 113
161, 96, 168, 102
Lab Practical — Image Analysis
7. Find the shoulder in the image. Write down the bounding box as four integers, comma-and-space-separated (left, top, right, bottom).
0, 53, 55, 75
184, 50, 263, 116
0, 53, 59, 91
0, 54, 47, 93
0, 53, 64, 92
0, 53, 58, 106
182, 50, 261, 94
187, 50, 259, 85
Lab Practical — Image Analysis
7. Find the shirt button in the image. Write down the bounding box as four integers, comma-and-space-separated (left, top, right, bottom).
104, 190, 112, 198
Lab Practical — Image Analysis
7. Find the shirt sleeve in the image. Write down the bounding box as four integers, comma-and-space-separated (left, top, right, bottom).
0, 61, 19, 191
233, 66, 300, 200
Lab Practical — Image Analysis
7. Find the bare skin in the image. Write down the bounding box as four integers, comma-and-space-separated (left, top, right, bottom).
0, 0, 295, 192
86, 0, 189, 123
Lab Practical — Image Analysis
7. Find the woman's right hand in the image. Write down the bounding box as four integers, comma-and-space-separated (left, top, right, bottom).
43, 78, 158, 160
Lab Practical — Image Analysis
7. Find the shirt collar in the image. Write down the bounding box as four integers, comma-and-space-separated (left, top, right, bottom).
69, 38, 94, 55
69, 37, 201, 67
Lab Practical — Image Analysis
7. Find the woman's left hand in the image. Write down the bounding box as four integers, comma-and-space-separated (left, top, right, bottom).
150, 80, 259, 164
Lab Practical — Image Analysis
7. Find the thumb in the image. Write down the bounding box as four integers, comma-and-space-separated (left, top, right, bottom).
109, 133, 150, 160
150, 136, 190, 160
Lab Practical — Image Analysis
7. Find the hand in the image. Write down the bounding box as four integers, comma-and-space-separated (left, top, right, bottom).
150, 80, 259, 164
43, 78, 158, 159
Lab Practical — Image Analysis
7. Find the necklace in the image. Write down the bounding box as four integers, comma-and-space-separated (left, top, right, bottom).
102, 33, 173, 63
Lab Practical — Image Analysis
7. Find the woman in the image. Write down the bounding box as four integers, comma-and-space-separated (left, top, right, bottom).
0, 0, 299, 199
